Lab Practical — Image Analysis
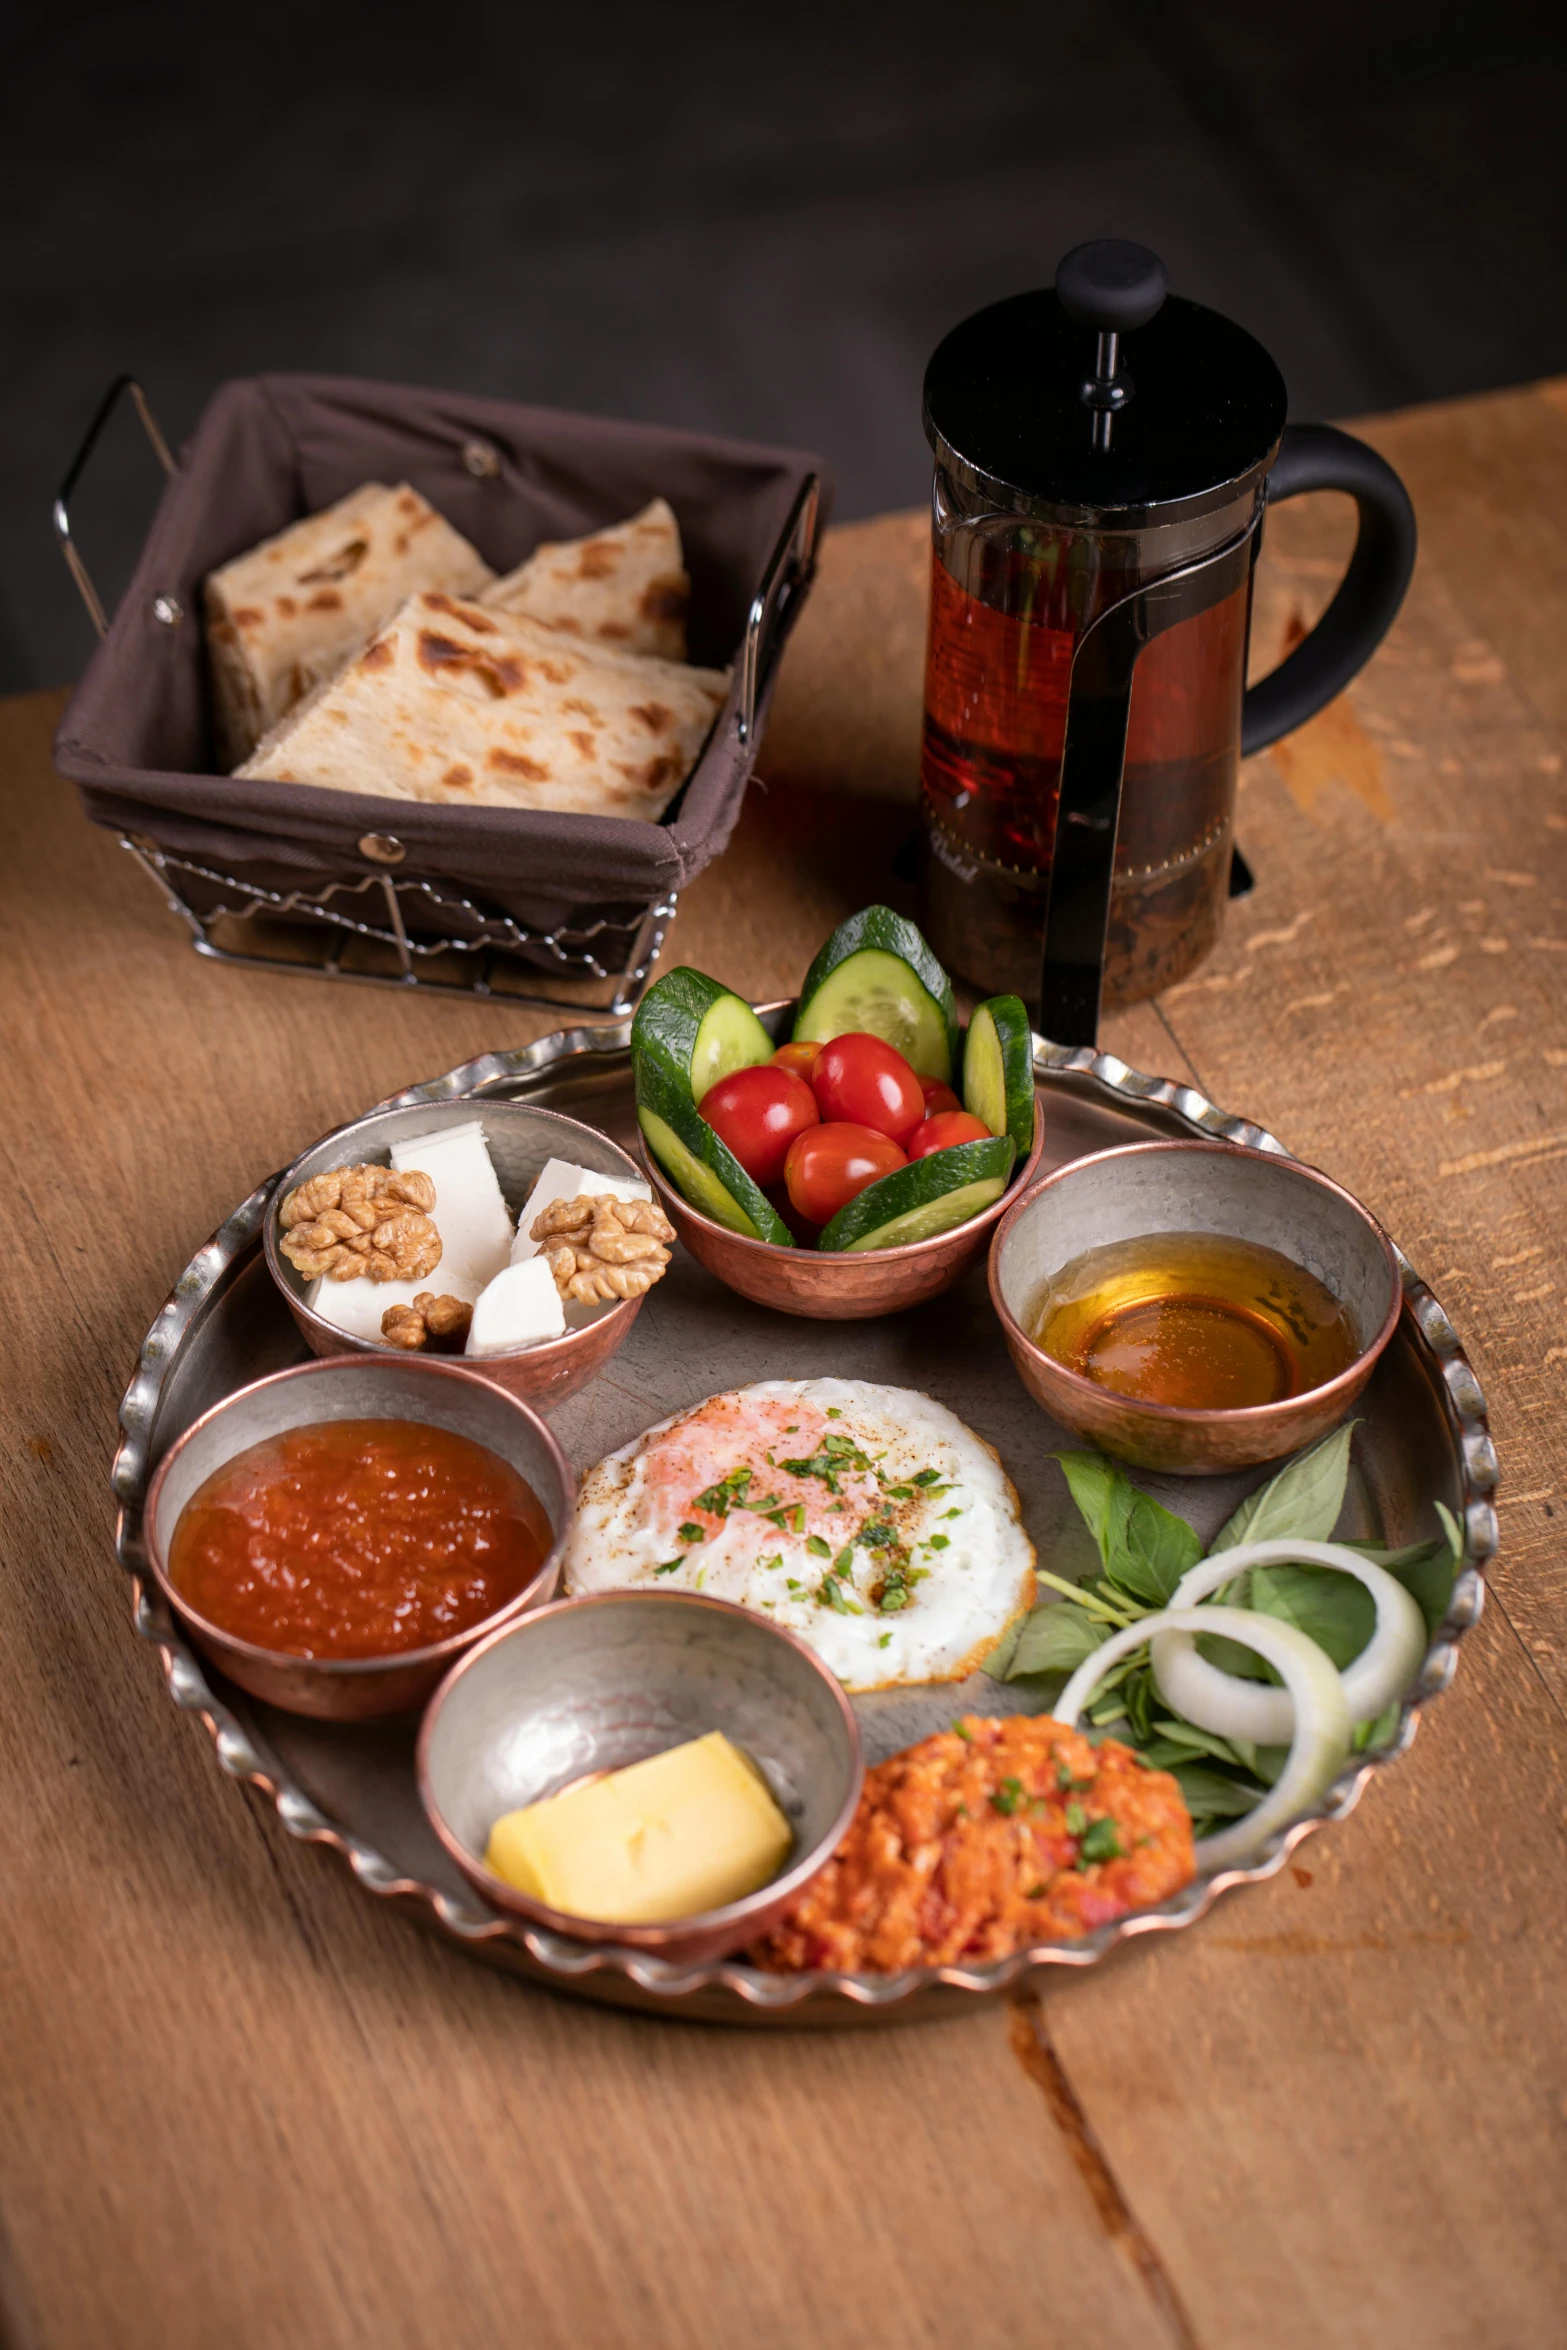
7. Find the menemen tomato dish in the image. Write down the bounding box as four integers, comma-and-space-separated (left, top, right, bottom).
752, 1713, 1195, 1971
168, 1418, 550, 1658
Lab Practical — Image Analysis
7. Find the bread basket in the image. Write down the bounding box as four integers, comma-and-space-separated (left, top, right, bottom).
53, 372, 827, 1010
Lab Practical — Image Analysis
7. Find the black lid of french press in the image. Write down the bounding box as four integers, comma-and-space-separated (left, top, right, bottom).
923, 239, 1288, 527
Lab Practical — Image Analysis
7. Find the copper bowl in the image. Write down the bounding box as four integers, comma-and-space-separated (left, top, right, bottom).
264, 1099, 647, 1409
417, 1591, 864, 1967
989, 1139, 1403, 1476
642, 1100, 1045, 1323
143, 1355, 573, 1719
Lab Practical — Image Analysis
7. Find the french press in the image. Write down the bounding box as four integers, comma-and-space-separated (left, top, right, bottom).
918, 240, 1417, 1044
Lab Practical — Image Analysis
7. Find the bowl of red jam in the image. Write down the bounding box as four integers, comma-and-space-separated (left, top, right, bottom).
143, 1355, 573, 1719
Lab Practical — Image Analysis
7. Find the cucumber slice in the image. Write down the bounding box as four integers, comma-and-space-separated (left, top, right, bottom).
632, 966, 774, 1104
817, 1136, 1016, 1254
634, 1046, 792, 1244
792, 906, 958, 1081
962, 994, 1038, 1158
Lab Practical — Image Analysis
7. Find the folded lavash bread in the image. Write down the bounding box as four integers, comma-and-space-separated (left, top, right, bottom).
205, 483, 494, 768
481, 497, 690, 660
236, 591, 729, 819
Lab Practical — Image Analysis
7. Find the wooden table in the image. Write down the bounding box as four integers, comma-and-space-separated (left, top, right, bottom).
3, 380, 1565, 2350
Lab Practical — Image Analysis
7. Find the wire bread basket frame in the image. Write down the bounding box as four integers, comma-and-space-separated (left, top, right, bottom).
55, 375, 820, 1015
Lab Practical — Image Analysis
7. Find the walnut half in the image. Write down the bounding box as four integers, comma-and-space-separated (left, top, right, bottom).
278, 1162, 442, 1282
530, 1192, 676, 1303
380, 1293, 474, 1352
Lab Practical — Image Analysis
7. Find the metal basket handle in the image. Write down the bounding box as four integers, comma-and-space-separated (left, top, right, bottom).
54, 375, 175, 637
738, 472, 821, 744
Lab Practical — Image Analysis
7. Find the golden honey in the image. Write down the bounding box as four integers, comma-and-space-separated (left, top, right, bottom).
1032, 1231, 1357, 1411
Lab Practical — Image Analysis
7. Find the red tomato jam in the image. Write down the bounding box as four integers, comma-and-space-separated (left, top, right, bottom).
168, 1419, 549, 1659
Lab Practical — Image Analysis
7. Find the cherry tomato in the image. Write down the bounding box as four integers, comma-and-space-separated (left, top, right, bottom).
698, 1064, 819, 1186
906, 1109, 992, 1160
920, 1078, 963, 1118
784, 1122, 906, 1224
772, 1040, 820, 1084
810, 1033, 925, 1145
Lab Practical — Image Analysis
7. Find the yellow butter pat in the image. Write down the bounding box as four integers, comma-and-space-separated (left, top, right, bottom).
484, 1731, 793, 1923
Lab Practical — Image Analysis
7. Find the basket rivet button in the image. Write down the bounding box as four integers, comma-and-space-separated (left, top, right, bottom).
152, 593, 183, 629
461, 438, 501, 480
359, 833, 406, 866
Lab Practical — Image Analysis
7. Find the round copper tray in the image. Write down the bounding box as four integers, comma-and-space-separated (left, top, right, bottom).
112, 1018, 1496, 2025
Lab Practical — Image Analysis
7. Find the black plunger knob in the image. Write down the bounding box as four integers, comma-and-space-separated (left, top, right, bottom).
1055, 241, 1169, 335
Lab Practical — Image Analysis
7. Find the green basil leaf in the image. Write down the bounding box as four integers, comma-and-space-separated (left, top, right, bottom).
1209, 1421, 1359, 1554
1168, 1762, 1267, 1821
1353, 1698, 1402, 1752
1107, 1488, 1203, 1606
1006, 1603, 1111, 1681
980, 1618, 1024, 1682
1197, 1628, 1278, 1682
1148, 1717, 1247, 1767
1248, 1560, 1376, 1669
1343, 1506, 1460, 1634
1052, 1451, 1131, 1569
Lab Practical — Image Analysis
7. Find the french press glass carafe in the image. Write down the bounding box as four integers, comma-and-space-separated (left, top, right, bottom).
918, 240, 1417, 1044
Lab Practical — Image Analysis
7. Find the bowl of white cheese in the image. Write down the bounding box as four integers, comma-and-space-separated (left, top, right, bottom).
263, 1099, 657, 1409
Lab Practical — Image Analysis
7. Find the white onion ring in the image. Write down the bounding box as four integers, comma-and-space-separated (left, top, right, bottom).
1150, 1540, 1428, 1748
1053, 1605, 1352, 1871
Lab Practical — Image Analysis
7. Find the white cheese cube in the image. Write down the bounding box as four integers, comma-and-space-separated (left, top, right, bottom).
388, 1121, 513, 1290
306, 1267, 483, 1342
510, 1157, 651, 1265
465, 1258, 567, 1357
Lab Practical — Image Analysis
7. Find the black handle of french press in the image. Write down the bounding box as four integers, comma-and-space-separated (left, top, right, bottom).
1241, 424, 1417, 755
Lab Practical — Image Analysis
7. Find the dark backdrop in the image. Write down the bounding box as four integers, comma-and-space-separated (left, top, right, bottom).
5, 0, 1565, 695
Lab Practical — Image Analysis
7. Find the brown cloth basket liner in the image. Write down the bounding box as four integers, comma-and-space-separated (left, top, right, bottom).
53, 373, 830, 939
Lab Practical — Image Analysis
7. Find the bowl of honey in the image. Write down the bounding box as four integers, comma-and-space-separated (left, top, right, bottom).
988, 1140, 1401, 1474
143, 1355, 573, 1719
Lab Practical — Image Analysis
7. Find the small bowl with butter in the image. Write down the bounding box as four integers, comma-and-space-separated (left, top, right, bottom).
264, 1099, 670, 1410
989, 1139, 1402, 1476
417, 1590, 864, 1965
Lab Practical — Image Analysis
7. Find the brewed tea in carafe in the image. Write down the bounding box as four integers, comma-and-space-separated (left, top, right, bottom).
918, 242, 1417, 1042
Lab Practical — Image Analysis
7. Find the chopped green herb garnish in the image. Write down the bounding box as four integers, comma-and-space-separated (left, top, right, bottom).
1024, 1883, 1047, 1900
1064, 1801, 1088, 1836
951, 1719, 973, 1740
806, 1534, 831, 1557
1080, 1818, 1123, 1865
883, 1483, 916, 1500
819, 1576, 860, 1615
677, 1522, 705, 1545
878, 1631, 892, 1648
990, 1777, 1025, 1817
877, 1588, 908, 1613
826, 1407, 842, 1419
653, 1557, 684, 1576
759, 1553, 783, 1572
694, 1465, 752, 1517
832, 1544, 856, 1572
1056, 1760, 1077, 1789
912, 1468, 945, 1487
786, 1578, 802, 1592
860, 1520, 897, 1549
784, 1424, 798, 1433
942, 1508, 962, 1520
926, 1534, 950, 1551
823, 1433, 856, 1455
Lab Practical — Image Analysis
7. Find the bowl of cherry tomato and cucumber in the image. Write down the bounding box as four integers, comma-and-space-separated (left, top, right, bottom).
630, 905, 1043, 1320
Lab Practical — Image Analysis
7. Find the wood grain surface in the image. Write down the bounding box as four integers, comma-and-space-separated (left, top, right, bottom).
2, 381, 1565, 2350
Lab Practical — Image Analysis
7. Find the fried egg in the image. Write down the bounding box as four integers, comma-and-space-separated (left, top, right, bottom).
563, 1378, 1036, 1691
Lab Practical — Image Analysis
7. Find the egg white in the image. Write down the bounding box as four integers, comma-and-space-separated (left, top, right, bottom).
562, 1377, 1036, 1691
